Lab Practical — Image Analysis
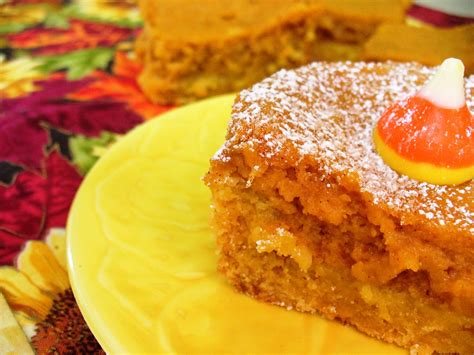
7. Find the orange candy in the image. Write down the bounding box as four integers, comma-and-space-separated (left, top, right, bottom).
374, 58, 474, 185
377, 96, 473, 168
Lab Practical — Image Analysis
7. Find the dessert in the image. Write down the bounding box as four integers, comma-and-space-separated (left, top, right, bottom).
374, 58, 474, 185
136, 0, 409, 105
362, 23, 474, 75
205, 61, 474, 352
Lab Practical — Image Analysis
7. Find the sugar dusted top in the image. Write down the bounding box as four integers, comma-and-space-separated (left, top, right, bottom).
214, 61, 474, 234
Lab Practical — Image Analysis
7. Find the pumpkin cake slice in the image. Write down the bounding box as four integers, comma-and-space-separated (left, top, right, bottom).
136, 0, 409, 105
205, 61, 474, 353
362, 23, 474, 75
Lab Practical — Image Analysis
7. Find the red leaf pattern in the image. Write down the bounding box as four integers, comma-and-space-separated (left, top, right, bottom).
43, 150, 82, 232
0, 151, 82, 265
7, 20, 136, 55
1, 77, 142, 171
0, 170, 46, 239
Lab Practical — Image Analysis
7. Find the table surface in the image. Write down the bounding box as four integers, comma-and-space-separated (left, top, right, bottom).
0, 0, 472, 353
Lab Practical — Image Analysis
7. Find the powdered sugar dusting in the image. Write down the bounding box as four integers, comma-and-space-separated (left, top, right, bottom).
214, 61, 474, 234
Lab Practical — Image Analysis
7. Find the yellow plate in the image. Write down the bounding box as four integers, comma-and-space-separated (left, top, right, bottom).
67, 94, 405, 353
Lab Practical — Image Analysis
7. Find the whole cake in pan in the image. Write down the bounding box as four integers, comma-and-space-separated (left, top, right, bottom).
205, 60, 474, 352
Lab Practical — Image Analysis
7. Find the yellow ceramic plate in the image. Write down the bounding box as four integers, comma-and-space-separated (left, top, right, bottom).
67, 94, 405, 354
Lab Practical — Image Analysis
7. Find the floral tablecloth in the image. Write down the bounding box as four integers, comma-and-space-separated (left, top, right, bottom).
0, 0, 472, 353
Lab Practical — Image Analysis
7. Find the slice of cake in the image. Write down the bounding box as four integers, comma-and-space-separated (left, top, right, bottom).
362, 23, 474, 75
205, 61, 474, 353
135, 0, 409, 105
